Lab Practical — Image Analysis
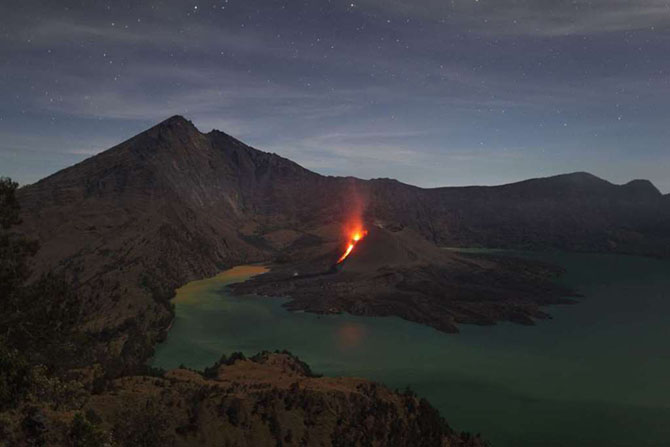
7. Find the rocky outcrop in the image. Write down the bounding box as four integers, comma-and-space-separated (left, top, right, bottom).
0, 352, 489, 447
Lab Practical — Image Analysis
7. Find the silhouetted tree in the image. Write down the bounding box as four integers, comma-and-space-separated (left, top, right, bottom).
0, 177, 38, 305
0, 177, 86, 409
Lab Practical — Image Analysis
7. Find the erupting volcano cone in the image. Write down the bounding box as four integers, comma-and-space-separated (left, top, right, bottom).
337, 230, 367, 264
338, 225, 451, 273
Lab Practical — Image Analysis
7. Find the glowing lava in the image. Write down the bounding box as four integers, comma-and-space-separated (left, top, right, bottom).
337, 230, 367, 264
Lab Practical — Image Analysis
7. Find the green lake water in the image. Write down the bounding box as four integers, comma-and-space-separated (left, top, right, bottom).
152, 253, 670, 446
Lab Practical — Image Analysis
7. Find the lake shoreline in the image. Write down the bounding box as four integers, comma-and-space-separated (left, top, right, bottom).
153, 252, 670, 446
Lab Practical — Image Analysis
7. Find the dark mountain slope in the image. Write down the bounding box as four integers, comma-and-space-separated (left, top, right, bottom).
365, 172, 670, 256
17, 116, 361, 369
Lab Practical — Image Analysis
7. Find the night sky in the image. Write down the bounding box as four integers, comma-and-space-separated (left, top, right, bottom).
2, 1, 669, 191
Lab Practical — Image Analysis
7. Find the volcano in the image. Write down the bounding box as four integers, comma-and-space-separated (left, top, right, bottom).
340, 225, 447, 271
15, 116, 670, 359
232, 224, 576, 333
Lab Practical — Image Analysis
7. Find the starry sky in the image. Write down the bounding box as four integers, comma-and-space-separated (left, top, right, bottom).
2, 0, 669, 192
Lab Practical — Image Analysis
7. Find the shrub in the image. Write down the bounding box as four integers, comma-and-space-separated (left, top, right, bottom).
68, 412, 112, 447
112, 399, 173, 447
0, 339, 32, 410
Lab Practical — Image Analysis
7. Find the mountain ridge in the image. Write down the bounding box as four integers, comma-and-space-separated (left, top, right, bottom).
26, 115, 664, 196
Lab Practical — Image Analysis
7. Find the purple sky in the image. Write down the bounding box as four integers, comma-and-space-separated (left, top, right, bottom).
1, 0, 669, 191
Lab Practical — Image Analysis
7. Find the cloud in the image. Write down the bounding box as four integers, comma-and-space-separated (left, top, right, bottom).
359, 0, 670, 35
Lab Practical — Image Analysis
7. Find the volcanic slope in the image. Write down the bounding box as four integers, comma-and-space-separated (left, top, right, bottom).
232, 225, 576, 333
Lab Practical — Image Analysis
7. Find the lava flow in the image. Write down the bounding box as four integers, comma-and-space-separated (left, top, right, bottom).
337, 229, 367, 264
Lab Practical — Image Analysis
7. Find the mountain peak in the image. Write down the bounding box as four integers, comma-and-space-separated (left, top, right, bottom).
550, 171, 610, 184
140, 115, 201, 144
159, 115, 193, 127
155, 115, 197, 130
623, 179, 661, 196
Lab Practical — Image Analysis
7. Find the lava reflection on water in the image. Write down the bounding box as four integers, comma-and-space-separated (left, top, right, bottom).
335, 323, 366, 349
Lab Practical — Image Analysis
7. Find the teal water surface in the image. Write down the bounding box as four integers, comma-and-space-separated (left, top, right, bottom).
152, 252, 670, 446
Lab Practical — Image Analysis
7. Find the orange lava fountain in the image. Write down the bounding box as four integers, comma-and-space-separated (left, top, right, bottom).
337, 229, 367, 264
